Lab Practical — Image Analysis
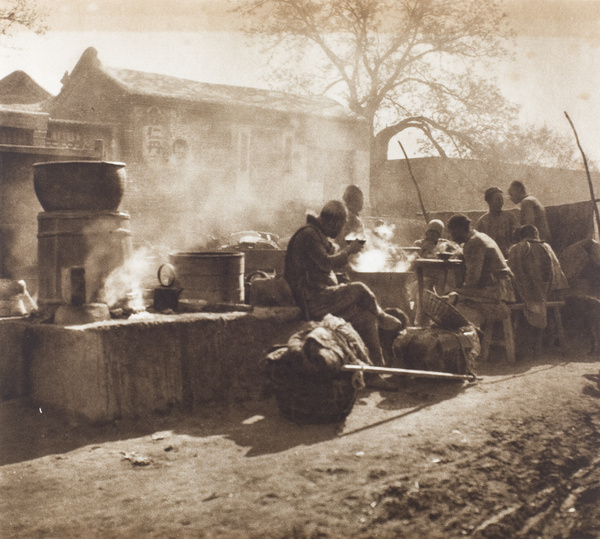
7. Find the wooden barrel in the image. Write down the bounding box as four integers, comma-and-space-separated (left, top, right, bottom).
169, 251, 245, 303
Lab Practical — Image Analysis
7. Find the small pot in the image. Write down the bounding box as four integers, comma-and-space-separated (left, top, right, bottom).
153, 287, 183, 311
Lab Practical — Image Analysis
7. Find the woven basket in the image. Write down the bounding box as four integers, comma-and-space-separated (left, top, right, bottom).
422, 290, 470, 330
270, 365, 358, 424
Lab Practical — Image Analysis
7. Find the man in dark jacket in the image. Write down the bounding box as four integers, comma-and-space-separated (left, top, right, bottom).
285, 200, 402, 382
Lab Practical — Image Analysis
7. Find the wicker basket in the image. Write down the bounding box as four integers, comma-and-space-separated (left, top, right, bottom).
422, 290, 470, 330
270, 364, 358, 424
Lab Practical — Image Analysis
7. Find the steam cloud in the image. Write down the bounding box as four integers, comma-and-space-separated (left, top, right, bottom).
351, 222, 417, 273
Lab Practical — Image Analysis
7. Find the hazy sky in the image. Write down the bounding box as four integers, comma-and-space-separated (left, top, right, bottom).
35, 0, 600, 36
2, 0, 599, 161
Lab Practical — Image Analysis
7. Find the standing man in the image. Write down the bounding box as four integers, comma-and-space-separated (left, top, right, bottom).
446, 214, 515, 328
335, 184, 366, 247
475, 187, 519, 257
508, 181, 551, 243
284, 200, 403, 384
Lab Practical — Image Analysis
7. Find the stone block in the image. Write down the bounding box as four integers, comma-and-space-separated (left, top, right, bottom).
24, 308, 303, 422
0, 320, 27, 400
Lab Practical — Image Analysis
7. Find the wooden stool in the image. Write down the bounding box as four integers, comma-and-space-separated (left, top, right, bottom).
508, 301, 567, 355
480, 315, 515, 363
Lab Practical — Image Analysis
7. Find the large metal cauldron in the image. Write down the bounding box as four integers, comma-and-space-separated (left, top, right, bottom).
349, 270, 415, 319
33, 161, 126, 212
169, 251, 245, 303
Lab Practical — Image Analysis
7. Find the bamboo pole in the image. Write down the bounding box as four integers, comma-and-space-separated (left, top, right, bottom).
564, 111, 600, 235
398, 140, 429, 224
342, 363, 477, 382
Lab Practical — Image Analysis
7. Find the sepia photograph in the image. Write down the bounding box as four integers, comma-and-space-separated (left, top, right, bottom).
1, 0, 599, 536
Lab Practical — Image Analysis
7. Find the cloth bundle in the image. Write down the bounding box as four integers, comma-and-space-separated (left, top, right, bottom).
392, 326, 479, 376
266, 314, 369, 423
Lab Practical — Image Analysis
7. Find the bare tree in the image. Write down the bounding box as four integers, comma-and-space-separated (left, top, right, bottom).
237, 0, 522, 172
483, 125, 592, 171
1, 0, 48, 37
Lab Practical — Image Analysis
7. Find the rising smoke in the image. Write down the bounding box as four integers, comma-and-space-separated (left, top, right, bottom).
351, 222, 417, 273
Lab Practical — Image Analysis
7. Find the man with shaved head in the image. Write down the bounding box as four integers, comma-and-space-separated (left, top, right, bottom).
285, 200, 403, 389
508, 181, 551, 243
475, 187, 519, 257
447, 213, 515, 328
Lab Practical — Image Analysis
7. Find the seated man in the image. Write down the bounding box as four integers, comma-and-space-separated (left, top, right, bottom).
446, 214, 515, 328
475, 187, 519, 257
507, 224, 569, 330
414, 219, 458, 259
411, 219, 459, 325
284, 200, 403, 381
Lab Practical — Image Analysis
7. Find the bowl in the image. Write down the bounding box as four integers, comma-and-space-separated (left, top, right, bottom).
33, 160, 126, 212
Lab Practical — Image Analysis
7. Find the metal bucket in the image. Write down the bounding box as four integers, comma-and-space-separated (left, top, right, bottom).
169, 251, 245, 303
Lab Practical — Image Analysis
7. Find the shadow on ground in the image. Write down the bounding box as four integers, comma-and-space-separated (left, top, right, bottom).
2, 339, 597, 466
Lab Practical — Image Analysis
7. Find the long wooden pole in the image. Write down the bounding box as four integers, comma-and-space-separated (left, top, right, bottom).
398, 140, 429, 224
342, 363, 477, 382
564, 111, 600, 235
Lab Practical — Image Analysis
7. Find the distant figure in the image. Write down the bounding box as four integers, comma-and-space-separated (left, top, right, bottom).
508, 181, 551, 243
446, 214, 515, 328
475, 187, 519, 257
284, 200, 405, 388
336, 184, 366, 248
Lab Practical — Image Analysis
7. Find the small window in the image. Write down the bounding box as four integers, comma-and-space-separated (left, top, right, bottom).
0, 126, 33, 146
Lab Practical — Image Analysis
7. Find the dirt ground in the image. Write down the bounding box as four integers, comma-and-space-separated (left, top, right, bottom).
1, 339, 600, 538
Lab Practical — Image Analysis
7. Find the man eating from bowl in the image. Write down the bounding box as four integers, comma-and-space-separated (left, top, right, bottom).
284, 200, 405, 389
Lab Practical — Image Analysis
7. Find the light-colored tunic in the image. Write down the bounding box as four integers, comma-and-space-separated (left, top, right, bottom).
475, 210, 519, 257
520, 195, 551, 242
455, 230, 515, 326
507, 239, 568, 327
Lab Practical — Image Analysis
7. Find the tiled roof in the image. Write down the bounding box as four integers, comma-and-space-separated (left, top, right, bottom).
0, 71, 52, 105
102, 66, 358, 120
